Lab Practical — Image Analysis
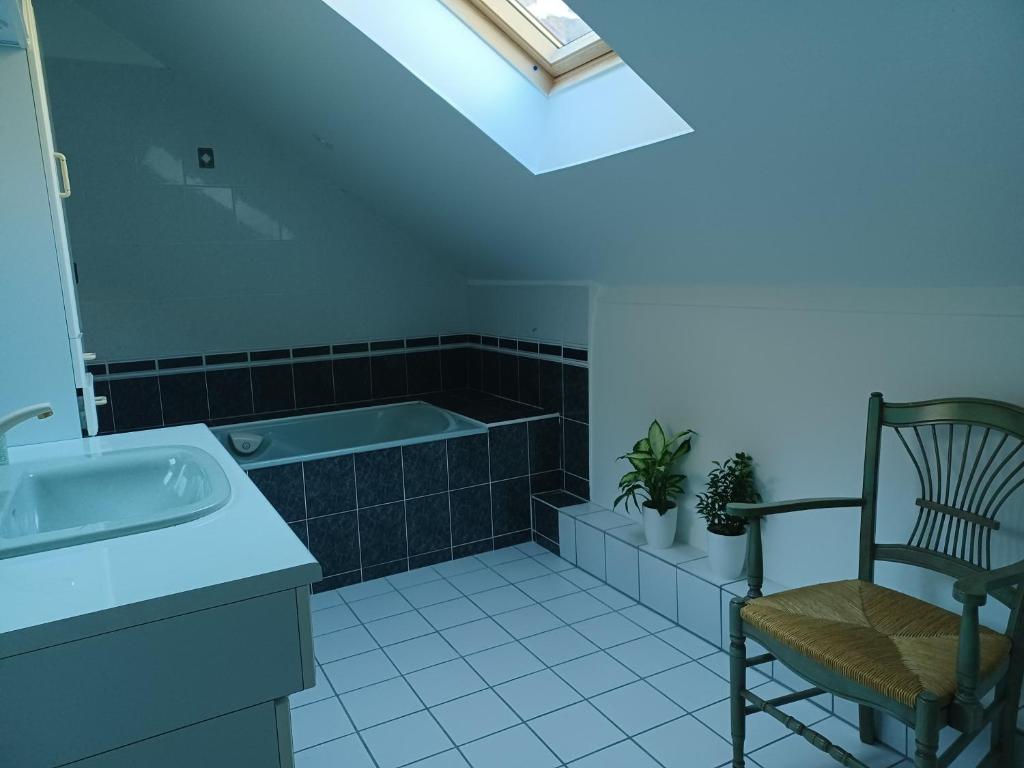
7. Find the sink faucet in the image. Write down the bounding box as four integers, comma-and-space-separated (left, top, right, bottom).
0, 403, 54, 466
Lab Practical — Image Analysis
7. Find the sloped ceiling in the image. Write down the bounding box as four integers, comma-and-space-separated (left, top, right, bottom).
65, 0, 1024, 285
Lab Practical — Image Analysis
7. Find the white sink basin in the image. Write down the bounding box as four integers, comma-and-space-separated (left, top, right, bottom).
0, 445, 230, 559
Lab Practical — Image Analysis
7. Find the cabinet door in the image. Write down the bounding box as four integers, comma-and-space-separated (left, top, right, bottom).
0, 46, 81, 443
70, 700, 292, 768
0, 590, 307, 767
21, 0, 81, 342
21, 0, 99, 435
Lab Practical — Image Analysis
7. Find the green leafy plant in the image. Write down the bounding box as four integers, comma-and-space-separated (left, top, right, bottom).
615, 420, 695, 515
695, 452, 761, 536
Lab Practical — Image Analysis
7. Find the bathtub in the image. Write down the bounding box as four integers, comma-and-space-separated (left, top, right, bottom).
211, 401, 486, 470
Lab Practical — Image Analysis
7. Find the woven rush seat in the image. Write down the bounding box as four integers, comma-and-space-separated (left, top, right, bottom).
741, 579, 1012, 708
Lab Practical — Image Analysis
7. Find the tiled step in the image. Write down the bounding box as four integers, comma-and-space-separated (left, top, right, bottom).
555, 501, 774, 651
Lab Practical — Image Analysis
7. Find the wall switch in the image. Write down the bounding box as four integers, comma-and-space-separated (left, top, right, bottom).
197, 147, 215, 169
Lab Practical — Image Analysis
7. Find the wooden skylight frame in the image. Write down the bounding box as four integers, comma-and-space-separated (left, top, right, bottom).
440, 0, 620, 93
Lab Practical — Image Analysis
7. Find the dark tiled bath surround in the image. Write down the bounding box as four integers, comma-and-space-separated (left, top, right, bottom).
248, 416, 563, 591
91, 332, 589, 566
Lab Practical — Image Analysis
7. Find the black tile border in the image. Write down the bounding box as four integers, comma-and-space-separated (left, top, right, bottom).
333, 342, 369, 355
93, 332, 587, 381
539, 343, 561, 357
293, 345, 330, 358
406, 335, 440, 348
251, 349, 291, 362
206, 352, 248, 365
158, 355, 203, 370
107, 360, 156, 374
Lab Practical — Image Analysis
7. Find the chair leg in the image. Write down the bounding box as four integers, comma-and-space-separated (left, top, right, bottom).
913, 692, 940, 768
991, 655, 1023, 767
729, 598, 747, 768
858, 704, 877, 744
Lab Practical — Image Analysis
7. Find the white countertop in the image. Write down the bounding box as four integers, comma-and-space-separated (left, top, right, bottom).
0, 424, 320, 657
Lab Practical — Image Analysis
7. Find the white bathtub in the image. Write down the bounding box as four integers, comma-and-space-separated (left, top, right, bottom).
211, 401, 486, 470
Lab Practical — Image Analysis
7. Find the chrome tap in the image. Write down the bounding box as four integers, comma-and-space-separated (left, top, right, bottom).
0, 403, 54, 465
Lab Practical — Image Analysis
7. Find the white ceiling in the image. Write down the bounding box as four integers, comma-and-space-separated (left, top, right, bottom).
55, 0, 1024, 285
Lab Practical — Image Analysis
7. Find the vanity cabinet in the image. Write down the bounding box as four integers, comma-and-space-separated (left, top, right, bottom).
70, 701, 292, 768
0, 585, 315, 767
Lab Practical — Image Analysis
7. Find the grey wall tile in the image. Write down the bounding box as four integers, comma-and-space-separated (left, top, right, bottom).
159, 372, 209, 425
206, 367, 253, 419
248, 463, 305, 522
403, 440, 448, 498
358, 502, 408, 567
334, 357, 372, 403
450, 484, 492, 546
355, 447, 403, 506
307, 511, 359, 577
303, 454, 357, 517
489, 422, 529, 481
251, 363, 295, 414
447, 434, 490, 489
528, 417, 561, 473
491, 476, 531, 536
406, 493, 451, 555
294, 360, 333, 409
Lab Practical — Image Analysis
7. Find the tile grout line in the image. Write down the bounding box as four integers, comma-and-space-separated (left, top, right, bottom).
319, 596, 707, 764
399, 446, 410, 575
304, 546, 894, 768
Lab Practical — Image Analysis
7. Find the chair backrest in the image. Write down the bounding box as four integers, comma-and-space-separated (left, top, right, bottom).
858, 394, 1024, 630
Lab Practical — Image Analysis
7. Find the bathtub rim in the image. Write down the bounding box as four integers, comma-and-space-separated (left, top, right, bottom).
212, 400, 488, 471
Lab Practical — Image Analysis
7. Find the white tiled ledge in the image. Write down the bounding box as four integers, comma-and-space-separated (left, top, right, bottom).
555, 502, 779, 654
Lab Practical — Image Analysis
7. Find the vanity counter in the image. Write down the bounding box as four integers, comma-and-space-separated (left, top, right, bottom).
0, 423, 320, 657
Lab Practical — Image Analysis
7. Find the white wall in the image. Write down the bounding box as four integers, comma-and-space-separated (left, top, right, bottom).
76, 0, 1024, 285
466, 282, 592, 347
38, 20, 468, 362
0, 45, 81, 445
591, 285, 1024, 612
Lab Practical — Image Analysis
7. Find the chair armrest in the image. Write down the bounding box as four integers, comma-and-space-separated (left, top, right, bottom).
726, 497, 863, 519
734, 497, 862, 600
950, 557, 1024, 731
953, 558, 1024, 603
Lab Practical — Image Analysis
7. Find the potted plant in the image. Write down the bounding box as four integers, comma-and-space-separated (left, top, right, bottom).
615, 420, 695, 549
695, 452, 760, 579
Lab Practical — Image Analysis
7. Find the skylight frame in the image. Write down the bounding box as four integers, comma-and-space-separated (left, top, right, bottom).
442, 0, 617, 92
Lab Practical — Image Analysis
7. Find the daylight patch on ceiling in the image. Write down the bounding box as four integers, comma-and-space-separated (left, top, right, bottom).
324, 0, 692, 174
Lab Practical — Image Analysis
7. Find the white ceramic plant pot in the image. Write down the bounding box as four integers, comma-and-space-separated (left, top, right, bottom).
643, 504, 678, 549
707, 529, 747, 580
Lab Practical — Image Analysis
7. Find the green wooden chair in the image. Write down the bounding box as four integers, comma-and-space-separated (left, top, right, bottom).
726, 393, 1024, 768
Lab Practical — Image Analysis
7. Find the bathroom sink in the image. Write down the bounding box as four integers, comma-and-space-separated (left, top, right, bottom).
0, 445, 230, 559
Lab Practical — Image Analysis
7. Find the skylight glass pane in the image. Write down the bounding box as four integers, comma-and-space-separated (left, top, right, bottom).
516, 0, 592, 46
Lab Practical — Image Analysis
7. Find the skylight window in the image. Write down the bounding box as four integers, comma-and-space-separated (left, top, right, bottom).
444, 0, 614, 90
517, 0, 592, 46
328, 0, 692, 173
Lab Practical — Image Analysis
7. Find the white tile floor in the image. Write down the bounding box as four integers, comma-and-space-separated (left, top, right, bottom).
292, 543, 918, 768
